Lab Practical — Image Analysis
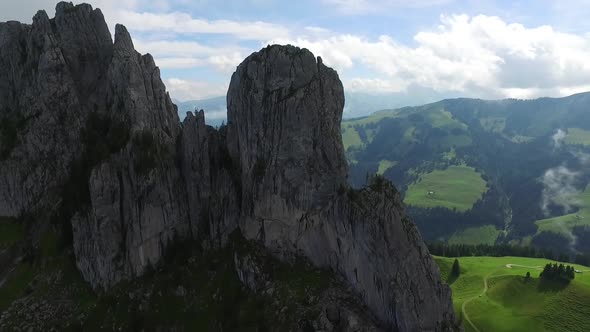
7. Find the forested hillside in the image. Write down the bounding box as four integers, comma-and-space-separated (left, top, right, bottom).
344, 92, 590, 256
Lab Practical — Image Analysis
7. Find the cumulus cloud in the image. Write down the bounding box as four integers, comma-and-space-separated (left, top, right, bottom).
270, 14, 590, 99
133, 39, 245, 71
164, 78, 227, 101
207, 53, 245, 72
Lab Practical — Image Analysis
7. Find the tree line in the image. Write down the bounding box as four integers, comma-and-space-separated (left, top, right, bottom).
429, 241, 590, 267
540, 263, 575, 283
428, 242, 554, 259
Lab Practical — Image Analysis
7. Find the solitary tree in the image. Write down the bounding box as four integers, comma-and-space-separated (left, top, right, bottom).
452, 259, 461, 277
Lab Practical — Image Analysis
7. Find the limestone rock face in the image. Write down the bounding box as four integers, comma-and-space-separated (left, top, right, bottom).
0, 3, 198, 289
0, 5, 109, 216
0, 3, 457, 330
227, 45, 456, 331
227, 46, 348, 226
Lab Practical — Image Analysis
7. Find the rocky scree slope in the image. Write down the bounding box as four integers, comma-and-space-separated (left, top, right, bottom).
0, 2, 456, 331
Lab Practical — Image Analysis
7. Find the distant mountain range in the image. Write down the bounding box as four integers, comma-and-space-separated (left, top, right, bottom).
342, 92, 590, 257
174, 89, 456, 126
175, 96, 227, 126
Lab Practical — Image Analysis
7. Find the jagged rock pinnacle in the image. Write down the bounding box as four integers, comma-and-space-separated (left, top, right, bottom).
0, 4, 457, 331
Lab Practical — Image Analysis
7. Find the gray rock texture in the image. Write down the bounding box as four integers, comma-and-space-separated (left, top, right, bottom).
0, 3, 457, 331
0, 3, 196, 288
227, 45, 456, 331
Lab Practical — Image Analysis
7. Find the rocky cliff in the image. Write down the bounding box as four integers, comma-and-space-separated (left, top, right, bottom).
0, 2, 456, 331
227, 46, 455, 331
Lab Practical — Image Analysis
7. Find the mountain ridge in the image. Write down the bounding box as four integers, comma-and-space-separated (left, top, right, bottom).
0, 2, 458, 330
343, 89, 590, 259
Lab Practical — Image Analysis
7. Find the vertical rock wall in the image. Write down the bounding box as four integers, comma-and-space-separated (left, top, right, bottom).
0, 3, 456, 330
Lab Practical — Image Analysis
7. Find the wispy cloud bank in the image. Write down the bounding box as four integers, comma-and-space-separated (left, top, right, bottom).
321, 0, 454, 14
114, 11, 291, 40
541, 165, 581, 216
164, 78, 227, 101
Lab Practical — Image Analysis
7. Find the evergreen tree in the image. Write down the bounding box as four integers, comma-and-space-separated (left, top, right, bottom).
540, 263, 575, 283
451, 259, 461, 277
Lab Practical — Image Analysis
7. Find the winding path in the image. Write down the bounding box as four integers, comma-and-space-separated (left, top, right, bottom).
461, 271, 491, 332
505, 264, 542, 270
462, 264, 540, 332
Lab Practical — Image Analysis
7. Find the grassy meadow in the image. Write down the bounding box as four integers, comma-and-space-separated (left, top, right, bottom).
435, 256, 590, 332
564, 128, 590, 146
376, 159, 397, 175
404, 165, 488, 212
447, 225, 501, 245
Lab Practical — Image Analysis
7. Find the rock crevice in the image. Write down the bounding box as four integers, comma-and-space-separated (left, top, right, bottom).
0, 3, 456, 331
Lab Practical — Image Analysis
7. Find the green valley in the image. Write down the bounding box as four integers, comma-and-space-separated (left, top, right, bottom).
404, 165, 488, 212
343, 93, 590, 255
564, 128, 590, 146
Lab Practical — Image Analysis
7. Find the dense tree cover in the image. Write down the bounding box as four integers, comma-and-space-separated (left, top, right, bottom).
345, 95, 590, 254
530, 232, 572, 256
451, 259, 461, 277
428, 242, 558, 260
573, 226, 590, 253
573, 253, 590, 266
540, 263, 575, 283
407, 186, 508, 241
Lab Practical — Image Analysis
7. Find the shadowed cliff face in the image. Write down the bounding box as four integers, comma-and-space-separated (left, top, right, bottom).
227, 46, 348, 225
227, 46, 457, 331
0, 3, 456, 331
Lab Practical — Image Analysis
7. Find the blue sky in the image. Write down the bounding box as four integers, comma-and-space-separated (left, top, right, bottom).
4, 0, 590, 109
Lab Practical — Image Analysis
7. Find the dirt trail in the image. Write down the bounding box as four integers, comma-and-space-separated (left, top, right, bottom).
461, 271, 491, 332
505, 264, 543, 270
463, 263, 539, 332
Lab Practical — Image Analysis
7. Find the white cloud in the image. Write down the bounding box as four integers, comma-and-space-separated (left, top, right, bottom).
552, 129, 567, 148
113, 10, 290, 40
270, 14, 590, 99
134, 39, 245, 71
348, 78, 406, 93
207, 53, 245, 72
322, 0, 454, 14
165, 78, 228, 101
541, 165, 581, 216
155, 58, 205, 69
133, 40, 226, 57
